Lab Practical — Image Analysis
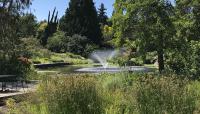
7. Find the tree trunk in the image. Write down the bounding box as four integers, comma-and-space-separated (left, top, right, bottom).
157, 49, 164, 73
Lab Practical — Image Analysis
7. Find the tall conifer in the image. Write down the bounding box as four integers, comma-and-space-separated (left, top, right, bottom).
98, 3, 108, 25
60, 0, 102, 44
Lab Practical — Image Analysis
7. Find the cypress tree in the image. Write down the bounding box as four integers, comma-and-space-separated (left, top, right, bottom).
41, 8, 58, 46
61, 0, 102, 44
98, 3, 108, 25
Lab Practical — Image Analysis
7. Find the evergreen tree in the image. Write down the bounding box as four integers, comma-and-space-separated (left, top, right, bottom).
41, 8, 58, 46
60, 0, 102, 44
98, 3, 108, 25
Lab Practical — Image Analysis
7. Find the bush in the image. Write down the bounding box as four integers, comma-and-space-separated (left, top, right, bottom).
47, 32, 99, 57
62, 34, 93, 56
0, 56, 31, 79
110, 56, 143, 66
166, 41, 200, 78
47, 31, 65, 53
144, 52, 157, 64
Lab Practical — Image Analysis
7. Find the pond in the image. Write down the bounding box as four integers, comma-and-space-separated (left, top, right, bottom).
35, 64, 96, 74
36, 64, 153, 74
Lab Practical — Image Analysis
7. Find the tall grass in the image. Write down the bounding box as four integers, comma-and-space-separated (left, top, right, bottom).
6, 73, 200, 114
38, 75, 104, 114
7, 75, 104, 114
135, 75, 199, 114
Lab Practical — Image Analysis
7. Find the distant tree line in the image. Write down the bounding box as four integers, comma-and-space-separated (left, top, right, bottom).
37, 0, 111, 56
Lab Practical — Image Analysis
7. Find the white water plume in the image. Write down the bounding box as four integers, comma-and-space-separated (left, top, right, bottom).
90, 50, 118, 68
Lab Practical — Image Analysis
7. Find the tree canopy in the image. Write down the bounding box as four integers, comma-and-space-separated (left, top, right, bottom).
113, 0, 175, 72
60, 0, 102, 45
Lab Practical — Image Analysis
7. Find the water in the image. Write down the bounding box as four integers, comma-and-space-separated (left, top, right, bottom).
90, 50, 118, 68
75, 66, 150, 73
36, 65, 84, 74
36, 49, 151, 74
75, 49, 151, 73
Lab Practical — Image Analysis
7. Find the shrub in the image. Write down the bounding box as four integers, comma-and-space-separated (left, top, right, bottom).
0, 56, 31, 79
62, 34, 90, 56
144, 52, 157, 64
110, 56, 143, 66
47, 32, 99, 57
166, 41, 200, 78
47, 31, 65, 53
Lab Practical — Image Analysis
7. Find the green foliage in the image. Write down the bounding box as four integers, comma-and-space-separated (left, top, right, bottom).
136, 75, 198, 114
166, 41, 200, 78
0, 0, 32, 61
128, 0, 175, 72
0, 1, 32, 77
32, 51, 91, 65
20, 37, 91, 65
37, 21, 48, 40
63, 34, 99, 57
110, 56, 143, 66
10, 75, 104, 114
102, 25, 114, 43
191, 41, 200, 78
62, 34, 88, 55
47, 31, 65, 52
60, 0, 102, 44
47, 31, 99, 57
18, 13, 37, 38
7, 73, 200, 114
40, 8, 59, 46
98, 3, 108, 25
0, 55, 31, 79
144, 52, 157, 64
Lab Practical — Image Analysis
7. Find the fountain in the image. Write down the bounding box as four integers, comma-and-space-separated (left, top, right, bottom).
91, 50, 117, 68
75, 49, 150, 73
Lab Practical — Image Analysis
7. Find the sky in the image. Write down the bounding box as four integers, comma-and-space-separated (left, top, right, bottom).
29, 0, 115, 21
29, 0, 174, 21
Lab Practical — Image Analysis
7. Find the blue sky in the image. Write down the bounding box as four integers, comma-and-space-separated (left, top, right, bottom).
29, 0, 174, 21
30, 0, 115, 21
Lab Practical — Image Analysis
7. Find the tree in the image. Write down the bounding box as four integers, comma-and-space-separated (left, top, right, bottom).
166, 0, 200, 77
113, 0, 175, 72
37, 21, 48, 40
0, 0, 32, 75
60, 0, 102, 44
0, 0, 32, 59
18, 13, 37, 37
98, 3, 108, 25
40, 8, 59, 46
111, 0, 127, 47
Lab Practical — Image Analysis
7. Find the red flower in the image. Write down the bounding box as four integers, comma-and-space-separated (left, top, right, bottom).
18, 56, 31, 65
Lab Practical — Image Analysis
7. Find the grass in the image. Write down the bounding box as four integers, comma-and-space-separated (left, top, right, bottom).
31, 50, 92, 65
6, 72, 200, 114
21, 38, 92, 65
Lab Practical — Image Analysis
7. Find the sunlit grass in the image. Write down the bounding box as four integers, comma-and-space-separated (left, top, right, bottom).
6, 73, 200, 114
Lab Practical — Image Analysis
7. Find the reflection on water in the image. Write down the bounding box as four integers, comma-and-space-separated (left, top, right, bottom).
36, 65, 86, 74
